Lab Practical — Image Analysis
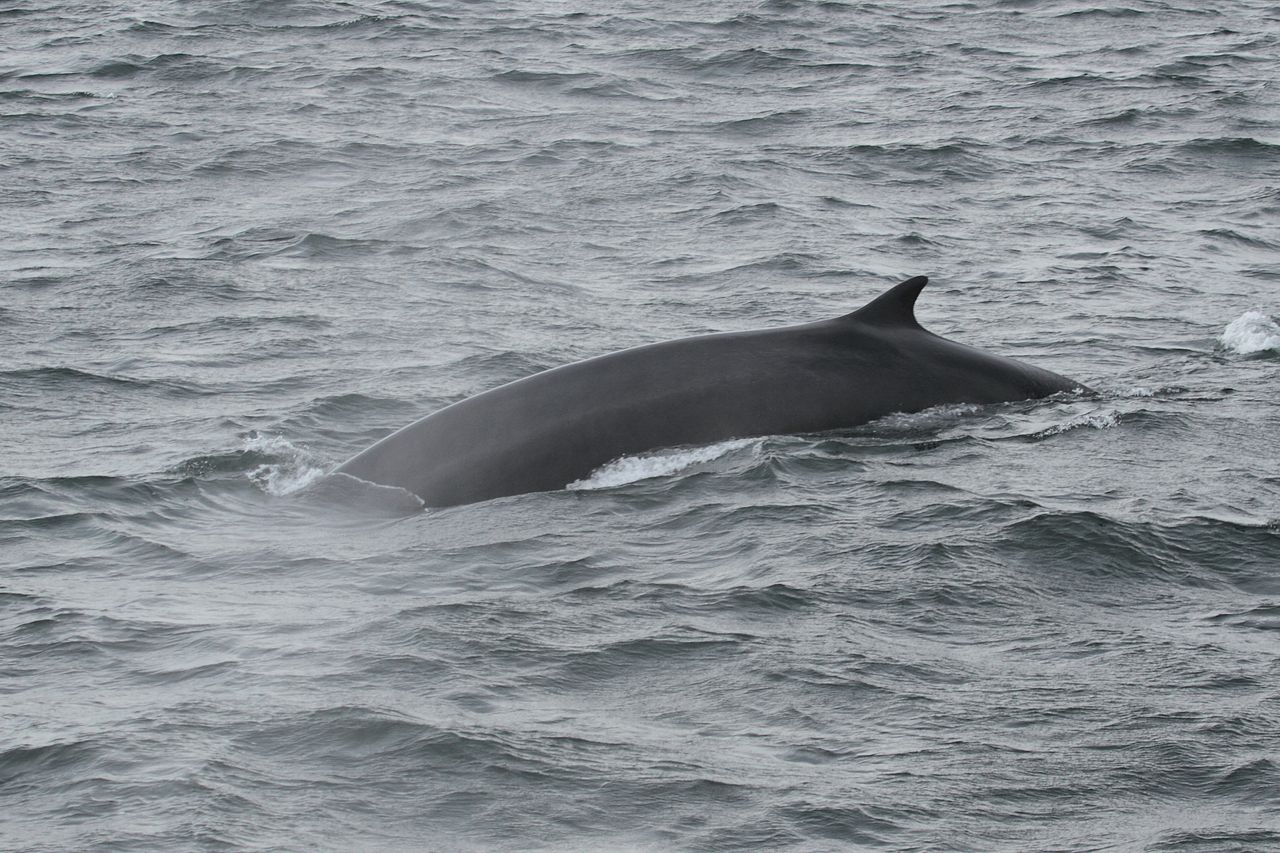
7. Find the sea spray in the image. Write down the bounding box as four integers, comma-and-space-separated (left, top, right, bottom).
1221, 310, 1280, 355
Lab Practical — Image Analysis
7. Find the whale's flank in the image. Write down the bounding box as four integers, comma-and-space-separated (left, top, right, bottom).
332, 276, 1083, 507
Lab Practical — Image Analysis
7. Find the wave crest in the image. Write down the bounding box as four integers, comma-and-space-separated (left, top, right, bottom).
243, 433, 328, 496
1221, 311, 1280, 355
569, 440, 756, 491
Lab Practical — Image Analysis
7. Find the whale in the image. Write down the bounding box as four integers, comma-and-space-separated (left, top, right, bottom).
331, 276, 1085, 507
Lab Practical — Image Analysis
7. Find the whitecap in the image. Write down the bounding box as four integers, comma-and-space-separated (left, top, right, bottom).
568, 439, 756, 491
866, 403, 982, 433
1032, 409, 1120, 438
1220, 310, 1280, 355
243, 433, 329, 496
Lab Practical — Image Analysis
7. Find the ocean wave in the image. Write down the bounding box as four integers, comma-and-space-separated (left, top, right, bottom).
549, 630, 756, 686
569, 439, 757, 491
1198, 228, 1276, 249
995, 509, 1280, 592
713, 108, 815, 134
1205, 604, 1280, 632
241, 433, 329, 496
0, 366, 211, 402
708, 201, 787, 224
1179, 136, 1280, 159
0, 739, 100, 789
1053, 6, 1147, 19
1220, 310, 1280, 355
204, 229, 401, 262
1027, 408, 1121, 437
290, 391, 417, 424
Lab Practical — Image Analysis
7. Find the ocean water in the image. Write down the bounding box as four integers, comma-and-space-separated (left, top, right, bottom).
3, 1, 1279, 850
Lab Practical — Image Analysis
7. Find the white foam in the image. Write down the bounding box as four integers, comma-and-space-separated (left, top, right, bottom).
1220, 310, 1280, 355
568, 439, 756, 491
868, 403, 981, 432
244, 433, 329, 496
1033, 409, 1119, 437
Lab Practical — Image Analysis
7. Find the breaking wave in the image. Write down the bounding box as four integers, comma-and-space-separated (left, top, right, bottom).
1220, 310, 1280, 355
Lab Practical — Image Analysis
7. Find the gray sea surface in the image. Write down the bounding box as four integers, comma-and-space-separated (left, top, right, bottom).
3, 1, 1280, 850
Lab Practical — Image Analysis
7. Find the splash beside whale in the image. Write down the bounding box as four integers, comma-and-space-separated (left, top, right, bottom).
331, 276, 1085, 507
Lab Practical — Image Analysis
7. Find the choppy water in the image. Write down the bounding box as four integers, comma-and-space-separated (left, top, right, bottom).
3, 1, 1280, 850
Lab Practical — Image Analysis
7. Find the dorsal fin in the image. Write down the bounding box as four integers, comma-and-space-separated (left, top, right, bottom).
842, 275, 928, 328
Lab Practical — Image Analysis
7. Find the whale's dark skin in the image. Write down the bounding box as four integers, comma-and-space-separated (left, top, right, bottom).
333, 276, 1084, 507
